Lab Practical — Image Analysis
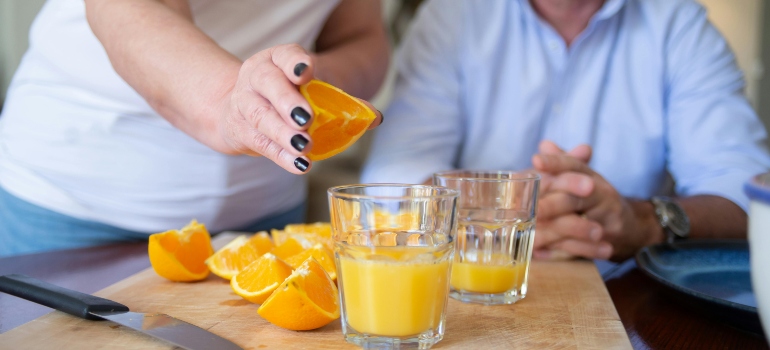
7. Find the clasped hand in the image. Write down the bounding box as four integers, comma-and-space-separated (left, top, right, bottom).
532, 141, 650, 261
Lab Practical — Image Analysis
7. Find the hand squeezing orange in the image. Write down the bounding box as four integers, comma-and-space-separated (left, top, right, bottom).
300, 80, 377, 161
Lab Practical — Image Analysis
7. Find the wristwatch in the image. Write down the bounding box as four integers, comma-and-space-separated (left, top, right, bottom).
651, 196, 691, 243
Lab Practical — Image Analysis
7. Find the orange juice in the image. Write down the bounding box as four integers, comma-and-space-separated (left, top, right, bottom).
338, 244, 452, 337
450, 260, 527, 293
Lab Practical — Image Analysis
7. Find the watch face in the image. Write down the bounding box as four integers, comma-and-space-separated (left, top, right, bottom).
662, 201, 691, 238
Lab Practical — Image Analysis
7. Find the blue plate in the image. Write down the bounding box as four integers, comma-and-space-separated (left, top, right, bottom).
636, 240, 762, 334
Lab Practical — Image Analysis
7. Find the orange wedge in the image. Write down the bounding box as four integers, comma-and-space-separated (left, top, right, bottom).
257, 257, 340, 330
274, 223, 334, 251
284, 243, 337, 281
271, 235, 313, 260
300, 80, 377, 161
284, 222, 332, 238
205, 232, 274, 280
231, 253, 293, 304
148, 220, 214, 282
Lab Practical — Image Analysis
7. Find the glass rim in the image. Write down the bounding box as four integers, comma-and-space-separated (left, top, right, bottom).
327, 183, 459, 200
433, 170, 541, 182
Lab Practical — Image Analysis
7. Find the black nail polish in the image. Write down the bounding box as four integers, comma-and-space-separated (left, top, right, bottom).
377, 109, 384, 125
294, 63, 308, 77
291, 107, 310, 126
290, 134, 308, 152
294, 158, 309, 172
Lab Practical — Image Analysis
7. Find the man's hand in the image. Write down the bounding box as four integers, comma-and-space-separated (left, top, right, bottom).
532, 141, 660, 261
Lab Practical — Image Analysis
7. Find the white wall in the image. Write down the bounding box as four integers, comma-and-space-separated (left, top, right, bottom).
698, 0, 765, 107
0, 0, 46, 104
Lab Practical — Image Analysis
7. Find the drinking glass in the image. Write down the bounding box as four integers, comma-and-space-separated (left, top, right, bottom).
328, 184, 458, 349
433, 170, 540, 305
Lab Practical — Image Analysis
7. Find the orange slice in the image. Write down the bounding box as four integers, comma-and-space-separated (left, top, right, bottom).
284, 243, 337, 281
205, 232, 274, 280
271, 229, 290, 246
148, 220, 214, 282
230, 253, 293, 304
300, 80, 377, 161
275, 223, 334, 251
257, 257, 340, 330
271, 235, 313, 260
284, 222, 332, 238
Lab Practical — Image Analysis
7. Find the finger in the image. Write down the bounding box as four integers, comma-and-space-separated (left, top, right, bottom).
567, 144, 592, 163
244, 128, 312, 175
536, 171, 565, 194
532, 153, 594, 175
544, 172, 594, 197
271, 43, 316, 85
247, 46, 315, 130
536, 214, 603, 246
538, 192, 584, 219
533, 249, 575, 261
550, 239, 613, 260
538, 140, 565, 155
549, 214, 603, 242
358, 99, 384, 129
237, 94, 312, 157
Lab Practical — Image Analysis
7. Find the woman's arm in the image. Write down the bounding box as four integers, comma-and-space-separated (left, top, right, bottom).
84, 0, 386, 174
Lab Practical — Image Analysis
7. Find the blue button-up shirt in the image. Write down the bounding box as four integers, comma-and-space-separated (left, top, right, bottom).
361, 0, 770, 210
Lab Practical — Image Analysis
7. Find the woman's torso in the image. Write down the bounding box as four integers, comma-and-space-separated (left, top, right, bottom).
0, 0, 339, 232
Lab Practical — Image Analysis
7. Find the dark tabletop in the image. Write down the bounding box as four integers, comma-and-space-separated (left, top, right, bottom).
0, 242, 768, 349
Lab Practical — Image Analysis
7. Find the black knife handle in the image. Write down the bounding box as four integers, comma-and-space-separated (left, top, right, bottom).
0, 274, 129, 320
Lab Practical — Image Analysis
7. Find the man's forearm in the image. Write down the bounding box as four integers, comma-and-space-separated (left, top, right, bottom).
84, 0, 240, 151
631, 194, 747, 246
679, 195, 748, 239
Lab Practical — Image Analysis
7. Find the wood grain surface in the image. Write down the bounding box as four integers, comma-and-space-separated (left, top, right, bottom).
0, 234, 631, 349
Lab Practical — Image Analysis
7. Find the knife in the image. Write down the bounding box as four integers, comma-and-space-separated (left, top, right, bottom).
0, 274, 242, 350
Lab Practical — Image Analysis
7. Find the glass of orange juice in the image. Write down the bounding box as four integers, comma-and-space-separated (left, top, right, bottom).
433, 170, 540, 305
328, 184, 458, 349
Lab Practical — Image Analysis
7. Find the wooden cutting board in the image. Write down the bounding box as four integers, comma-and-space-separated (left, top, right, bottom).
0, 233, 631, 349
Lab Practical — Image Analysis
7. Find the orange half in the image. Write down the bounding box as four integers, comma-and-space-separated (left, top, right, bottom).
300, 80, 377, 161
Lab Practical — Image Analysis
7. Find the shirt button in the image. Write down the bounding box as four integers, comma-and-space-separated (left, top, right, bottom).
552, 104, 563, 114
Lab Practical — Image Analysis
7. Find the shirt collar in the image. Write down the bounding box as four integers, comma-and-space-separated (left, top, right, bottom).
520, 0, 628, 23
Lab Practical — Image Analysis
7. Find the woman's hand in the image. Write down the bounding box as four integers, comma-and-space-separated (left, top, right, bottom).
216, 44, 317, 174
216, 44, 383, 174
86, 0, 384, 175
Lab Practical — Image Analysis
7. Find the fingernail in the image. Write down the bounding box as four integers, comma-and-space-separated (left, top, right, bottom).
290, 135, 308, 152
291, 107, 310, 126
590, 227, 601, 241
294, 157, 309, 172
377, 109, 384, 125
294, 63, 308, 77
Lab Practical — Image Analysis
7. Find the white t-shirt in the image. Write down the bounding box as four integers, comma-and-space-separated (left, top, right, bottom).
0, 0, 340, 232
